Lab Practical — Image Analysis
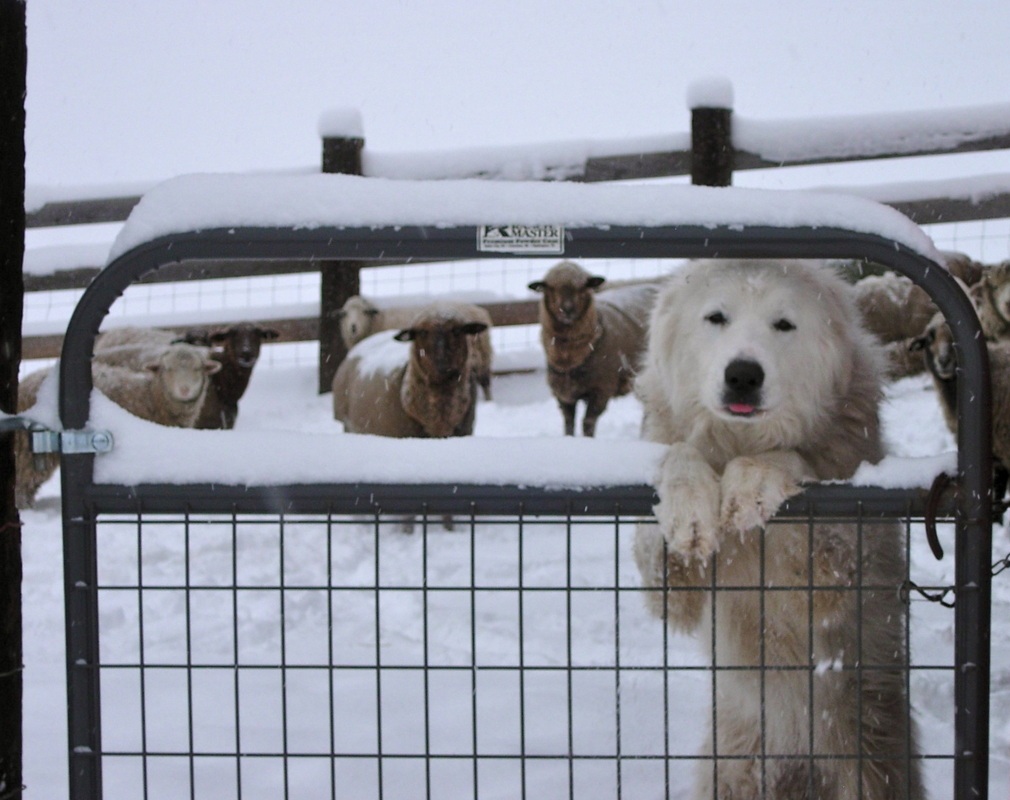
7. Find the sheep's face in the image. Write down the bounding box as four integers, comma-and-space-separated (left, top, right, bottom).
529, 263, 605, 326
395, 321, 488, 385
211, 323, 280, 369
911, 318, 956, 381
147, 346, 222, 404
338, 298, 380, 347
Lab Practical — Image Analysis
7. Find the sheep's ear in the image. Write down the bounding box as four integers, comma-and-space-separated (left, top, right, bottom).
144, 361, 161, 374
204, 360, 223, 375
365, 308, 381, 317
394, 329, 416, 342
335, 310, 347, 320
210, 331, 230, 344
908, 335, 928, 352
458, 322, 488, 336
257, 327, 280, 340
528, 280, 546, 292
586, 275, 606, 290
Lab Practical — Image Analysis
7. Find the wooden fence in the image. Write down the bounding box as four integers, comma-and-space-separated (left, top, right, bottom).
24, 93, 1010, 390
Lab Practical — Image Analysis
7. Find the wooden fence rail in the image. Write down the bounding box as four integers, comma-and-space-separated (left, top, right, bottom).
23, 92, 1010, 384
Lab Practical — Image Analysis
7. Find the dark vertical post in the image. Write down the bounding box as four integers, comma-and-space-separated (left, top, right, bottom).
0, 2, 26, 797
318, 134, 364, 393
690, 105, 734, 187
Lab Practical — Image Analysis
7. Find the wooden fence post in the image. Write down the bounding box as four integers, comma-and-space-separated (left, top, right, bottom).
689, 80, 734, 187
0, 2, 26, 796
318, 119, 365, 394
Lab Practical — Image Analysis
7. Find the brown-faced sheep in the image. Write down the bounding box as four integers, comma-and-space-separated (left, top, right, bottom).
911, 312, 1010, 502
529, 260, 655, 436
194, 323, 279, 429
14, 344, 221, 507
332, 303, 488, 439
338, 295, 494, 400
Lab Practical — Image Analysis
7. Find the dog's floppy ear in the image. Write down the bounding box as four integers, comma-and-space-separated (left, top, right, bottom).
586, 275, 606, 290
528, 280, 546, 292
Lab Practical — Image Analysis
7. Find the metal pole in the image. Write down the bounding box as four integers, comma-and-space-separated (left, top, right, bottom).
0, 2, 26, 796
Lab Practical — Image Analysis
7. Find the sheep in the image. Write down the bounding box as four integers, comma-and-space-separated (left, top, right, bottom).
338, 295, 494, 400
193, 322, 279, 429
968, 260, 1010, 340
332, 302, 488, 439
853, 270, 976, 380
528, 260, 655, 436
13, 368, 60, 508
95, 325, 211, 350
337, 295, 420, 349
14, 344, 221, 507
95, 323, 279, 429
911, 312, 1010, 504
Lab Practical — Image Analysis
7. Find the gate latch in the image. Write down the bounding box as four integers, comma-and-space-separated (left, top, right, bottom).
0, 414, 114, 455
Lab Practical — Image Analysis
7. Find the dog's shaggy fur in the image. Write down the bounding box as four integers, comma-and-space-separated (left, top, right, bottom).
633, 259, 922, 799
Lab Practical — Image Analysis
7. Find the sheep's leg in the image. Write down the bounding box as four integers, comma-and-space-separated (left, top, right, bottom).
581, 395, 609, 437
559, 401, 577, 436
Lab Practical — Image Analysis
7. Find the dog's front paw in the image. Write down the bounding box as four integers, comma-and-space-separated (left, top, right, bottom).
720, 456, 802, 536
654, 478, 721, 561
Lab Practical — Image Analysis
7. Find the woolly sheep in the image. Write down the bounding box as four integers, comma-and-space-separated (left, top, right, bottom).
14, 345, 220, 507
96, 323, 278, 429
529, 260, 655, 436
853, 270, 973, 380
968, 260, 1010, 340
95, 325, 211, 350
911, 313, 1010, 501
332, 303, 488, 439
338, 295, 494, 399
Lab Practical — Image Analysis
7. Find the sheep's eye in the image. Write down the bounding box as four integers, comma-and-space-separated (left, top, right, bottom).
773, 318, 796, 332
704, 311, 728, 326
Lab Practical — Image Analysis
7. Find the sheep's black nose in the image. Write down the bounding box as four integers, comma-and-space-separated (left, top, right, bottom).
724, 359, 764, 392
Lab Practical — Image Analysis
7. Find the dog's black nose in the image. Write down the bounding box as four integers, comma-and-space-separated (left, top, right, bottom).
724, 359, 765, 392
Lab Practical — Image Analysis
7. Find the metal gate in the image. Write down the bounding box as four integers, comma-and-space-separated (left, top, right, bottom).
55, 214, 992, 798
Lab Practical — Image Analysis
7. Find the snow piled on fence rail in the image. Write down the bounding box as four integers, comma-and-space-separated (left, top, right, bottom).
106, 173, 941, 262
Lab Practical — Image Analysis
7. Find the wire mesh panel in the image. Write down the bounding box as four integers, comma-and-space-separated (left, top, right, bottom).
85, 498, 954, 800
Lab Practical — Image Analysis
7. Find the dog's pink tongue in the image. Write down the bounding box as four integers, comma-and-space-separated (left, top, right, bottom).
728, 403, 755, 415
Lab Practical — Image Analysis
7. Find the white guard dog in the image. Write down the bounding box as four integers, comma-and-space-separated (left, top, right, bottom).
633, 259, 923, 799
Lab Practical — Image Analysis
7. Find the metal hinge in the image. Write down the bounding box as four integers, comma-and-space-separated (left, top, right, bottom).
0, 414, 114, 455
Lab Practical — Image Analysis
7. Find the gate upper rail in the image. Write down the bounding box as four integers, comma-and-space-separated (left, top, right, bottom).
56, 198, 992, 798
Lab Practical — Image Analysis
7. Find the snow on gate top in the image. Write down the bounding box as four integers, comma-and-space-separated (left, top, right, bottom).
85, 173, 954, 491
107, 172, 942, 263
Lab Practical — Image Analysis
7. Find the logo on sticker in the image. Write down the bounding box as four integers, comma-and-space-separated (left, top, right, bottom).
478, 225, 564, 254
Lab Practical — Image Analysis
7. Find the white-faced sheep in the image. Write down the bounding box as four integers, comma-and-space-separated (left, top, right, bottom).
911, 312, 1010, 502
95, 323, 279, 429
14, 344, 221, 507
338, 295, 494, 400
529, 260, 655, 436
332, 303, 488, 439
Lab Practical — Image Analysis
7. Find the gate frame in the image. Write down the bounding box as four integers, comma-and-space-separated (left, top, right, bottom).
57, 222, 992, 798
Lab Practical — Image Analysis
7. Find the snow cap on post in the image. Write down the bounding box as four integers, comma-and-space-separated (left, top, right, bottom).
686, 76, 734, 110
317, 107, 364, 139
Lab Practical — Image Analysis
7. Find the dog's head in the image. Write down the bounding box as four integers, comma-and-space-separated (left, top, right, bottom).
642, 259, 867, 444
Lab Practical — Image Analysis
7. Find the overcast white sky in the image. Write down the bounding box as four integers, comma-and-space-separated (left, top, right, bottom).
23, 0, 1010, 188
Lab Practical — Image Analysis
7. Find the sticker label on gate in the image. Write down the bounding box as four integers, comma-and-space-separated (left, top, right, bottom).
477, 225, 565, 254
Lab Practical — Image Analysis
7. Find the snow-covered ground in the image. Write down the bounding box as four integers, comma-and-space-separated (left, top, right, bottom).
18, 342, 1010, 798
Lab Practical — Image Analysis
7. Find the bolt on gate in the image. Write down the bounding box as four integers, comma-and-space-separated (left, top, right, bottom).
55, 203, 992, 798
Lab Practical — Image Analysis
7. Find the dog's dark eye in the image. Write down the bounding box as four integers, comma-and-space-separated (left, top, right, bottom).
773, 318, 796, 332
705, 311, 728, 326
